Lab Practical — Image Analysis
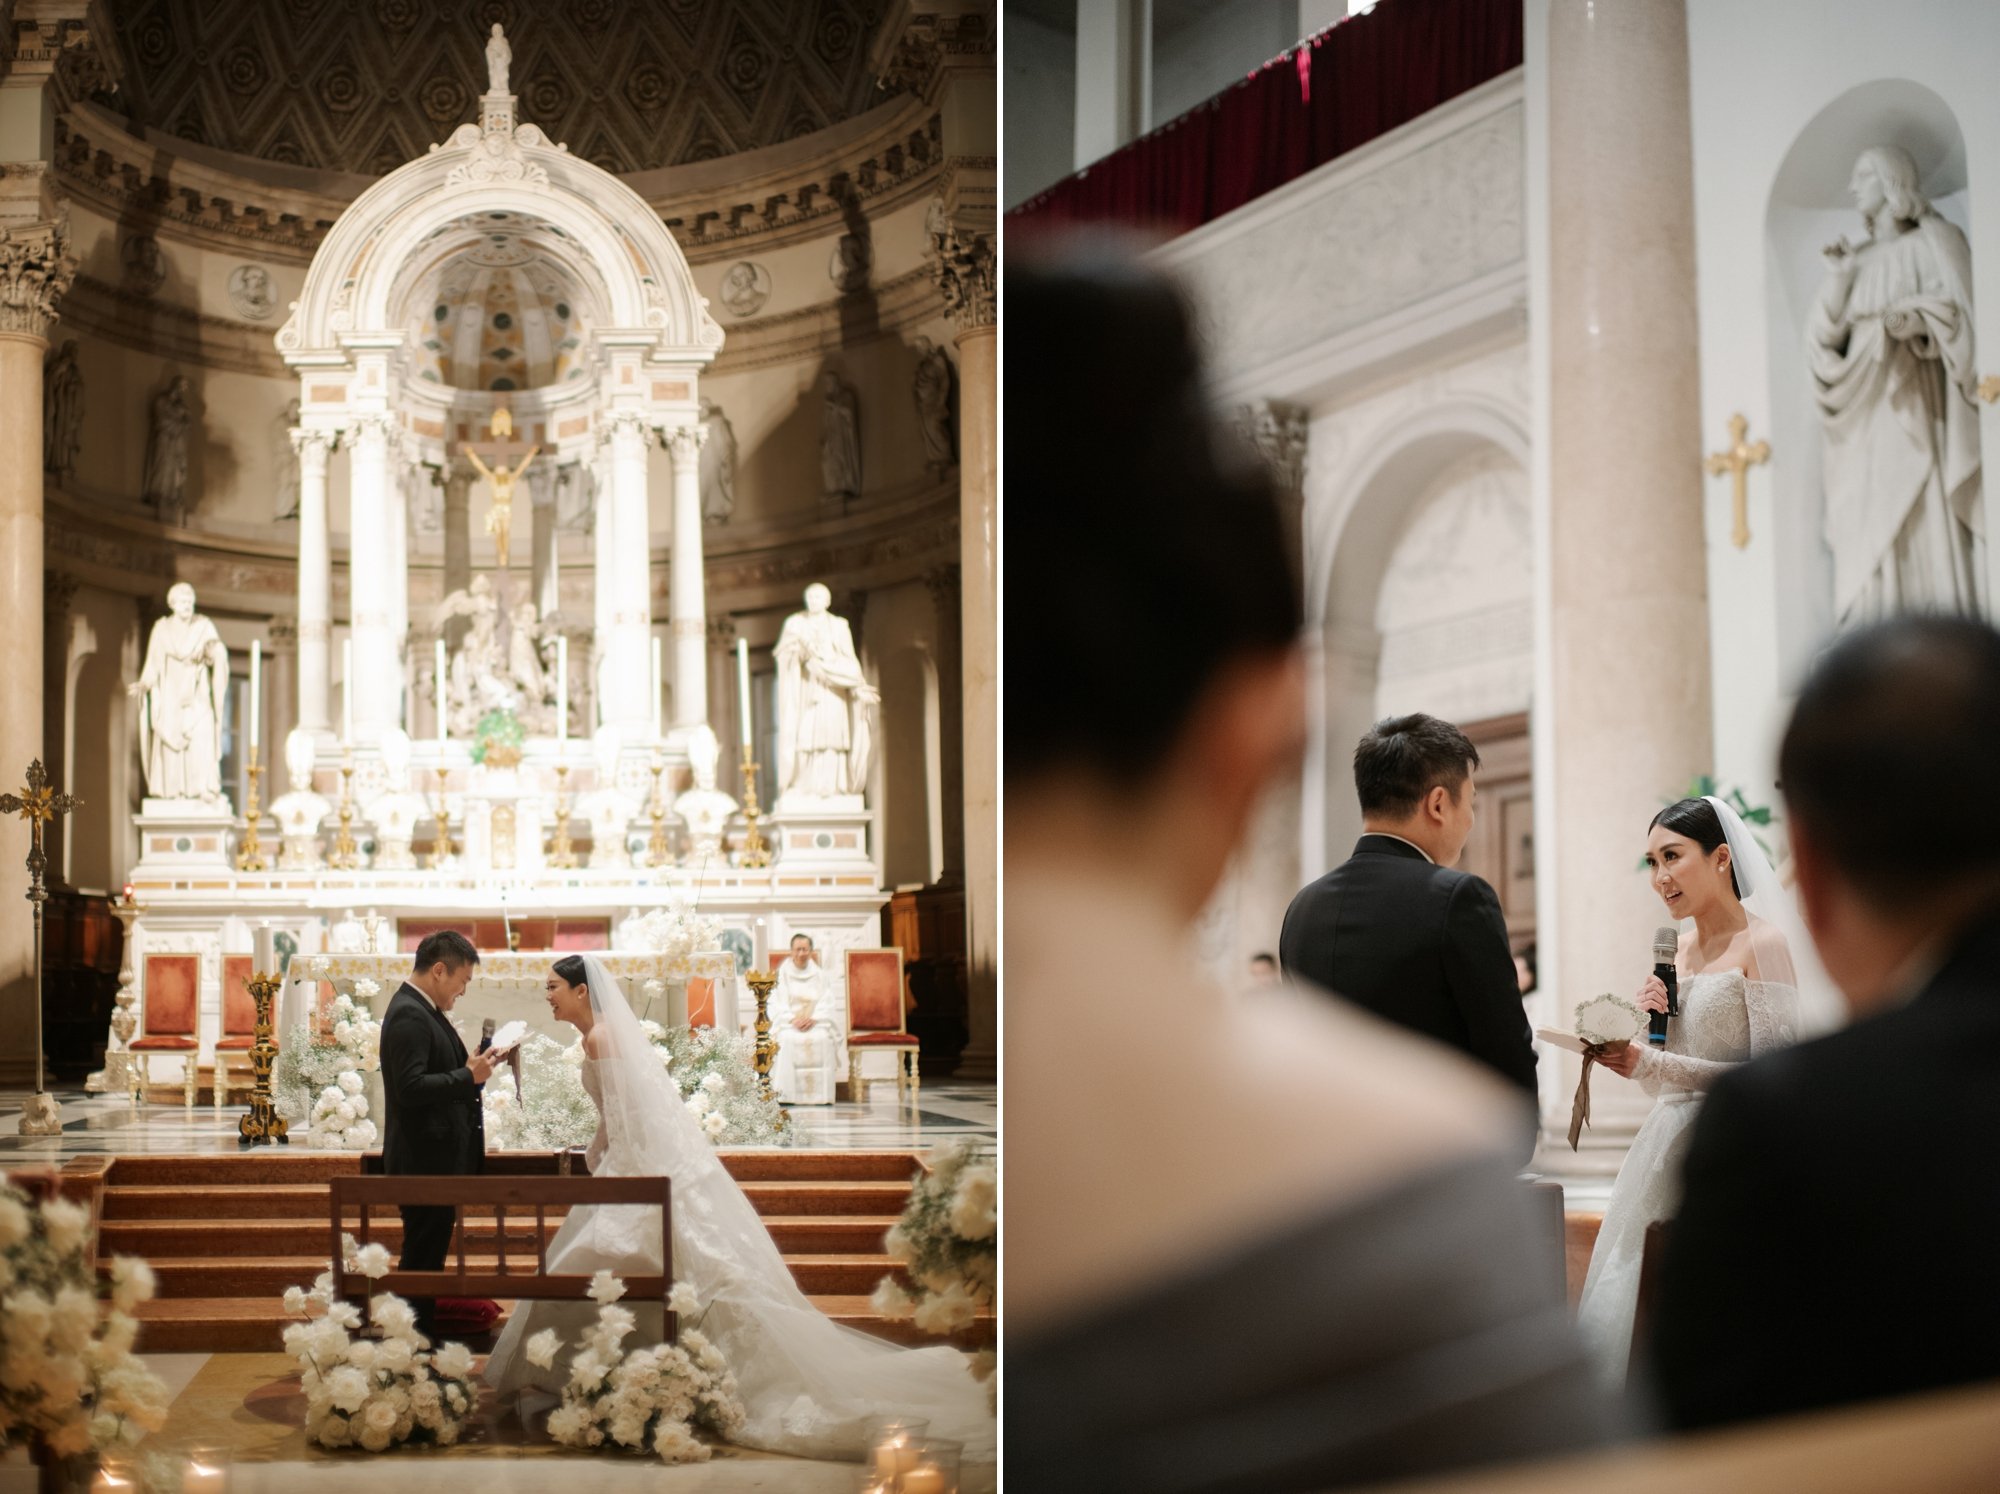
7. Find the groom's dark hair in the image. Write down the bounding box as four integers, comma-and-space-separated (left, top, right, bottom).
1354, 714, 1480, 818
1781, 615, 2000, 911
413, 929, 480, 974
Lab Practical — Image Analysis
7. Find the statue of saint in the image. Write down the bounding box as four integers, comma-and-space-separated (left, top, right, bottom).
436, 575, 514, 735
43, 340, 82, 479
142, 376, 194, 524
819, 371, 860, 504
485, 23, 512, 95
699, 397, 737, 523
1811, 145, 1983, 623
912, 336, 955, 476
129, 583, 228, 803
773, 583, 877, 803
275, 398, 301, 519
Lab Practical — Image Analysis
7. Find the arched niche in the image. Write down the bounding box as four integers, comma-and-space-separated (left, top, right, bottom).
1762, 79, 1974, 672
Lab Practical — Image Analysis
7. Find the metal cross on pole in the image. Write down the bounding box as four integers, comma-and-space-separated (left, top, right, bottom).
1, 760, 81, 1135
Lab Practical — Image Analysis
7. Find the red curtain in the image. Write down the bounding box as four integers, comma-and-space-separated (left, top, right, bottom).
1008, 0, 1522, 240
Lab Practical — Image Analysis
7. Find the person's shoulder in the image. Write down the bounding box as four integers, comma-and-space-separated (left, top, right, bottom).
583, 1024, 614, 1060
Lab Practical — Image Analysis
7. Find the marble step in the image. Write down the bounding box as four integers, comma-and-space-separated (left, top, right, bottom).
103, 1150, 926, 1187
101, 1178, 914, 1221
101, 1213, 901, 1259
131, 1294, 994, 1354
137, 1252, 906, 1298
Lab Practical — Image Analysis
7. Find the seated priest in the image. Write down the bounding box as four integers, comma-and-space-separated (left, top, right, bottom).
770, 933, 839, 1105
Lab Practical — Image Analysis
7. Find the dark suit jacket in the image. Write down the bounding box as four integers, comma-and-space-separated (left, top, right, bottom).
1280, 836, 1537, 1099
1649, 914, 2000, 1430
379, 983, 485, 1176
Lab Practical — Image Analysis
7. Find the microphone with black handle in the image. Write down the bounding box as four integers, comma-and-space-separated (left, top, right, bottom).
1648, 925, 1679, 1046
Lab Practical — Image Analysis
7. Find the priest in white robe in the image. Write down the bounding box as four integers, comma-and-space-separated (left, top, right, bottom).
769, 933, 838, 1105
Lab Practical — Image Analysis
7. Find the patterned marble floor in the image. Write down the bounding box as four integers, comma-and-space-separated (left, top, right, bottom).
0, 1083, 997, 1157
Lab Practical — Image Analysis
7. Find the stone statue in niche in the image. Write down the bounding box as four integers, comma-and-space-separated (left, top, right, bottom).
121, 234, 165, 296
142, 376, 194, 523
1810, 144, 1982, 624
699, 397, 736, 523
42, 339, 82, 479
271, 726, 333, 870
912, 336, 955, 476
485, 22, 511, 95
819, 370, 860, 504
128, 582, 228, 804
673, 725, 738, 865
774, 582, 877, 804
829, 233, 871, 293
275, 397, 301, 519
228, 264, 275, 321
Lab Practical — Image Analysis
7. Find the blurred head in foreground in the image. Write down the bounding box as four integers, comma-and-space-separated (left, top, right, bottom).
1006, 242, 1302, 917
1781, 614, 2000, 1014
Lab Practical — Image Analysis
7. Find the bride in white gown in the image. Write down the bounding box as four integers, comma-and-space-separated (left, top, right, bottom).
1574, 796, 1839, 1379
483, 953, 994, 1461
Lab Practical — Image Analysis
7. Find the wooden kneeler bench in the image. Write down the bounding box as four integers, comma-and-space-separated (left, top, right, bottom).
329, 1175, 678, 1344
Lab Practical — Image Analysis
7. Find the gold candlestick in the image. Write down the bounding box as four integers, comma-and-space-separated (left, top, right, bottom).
745, 965, 777, 1105
736, 757, 772, 868
235, 746, 269, 872
547, 763, 578, 869
645, 754, 673, 869
430, 770, 455, 869
1, 761, 81, 1135
237, 966, 289, 1147
327, 749, 360, 870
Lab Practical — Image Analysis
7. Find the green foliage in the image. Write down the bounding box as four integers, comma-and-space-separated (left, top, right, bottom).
1638, 776, 1780, 870
470, 709, 526, 765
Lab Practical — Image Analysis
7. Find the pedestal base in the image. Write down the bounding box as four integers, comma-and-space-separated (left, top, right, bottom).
18, 1093, 61, 1134
768, 801, 873, 867
134, 800, 237, 873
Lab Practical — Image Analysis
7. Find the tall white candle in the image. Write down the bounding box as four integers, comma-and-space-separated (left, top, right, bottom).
253, 922, 276, 976
248, 639, 261, 752
651, 635, 663, 740
342, 639, 353, 743
557, 635, 569, 744
736, 637, 753, 751
435, 638, 448, 745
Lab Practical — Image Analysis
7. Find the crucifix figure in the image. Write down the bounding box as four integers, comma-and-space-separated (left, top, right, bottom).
462, 406, 539, 573
1704, 412, 1770, 550
2, 759, 80, 1133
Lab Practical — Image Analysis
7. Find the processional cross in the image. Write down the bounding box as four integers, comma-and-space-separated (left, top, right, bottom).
1704, 412, 1770, 551
461, 406, 539, 573
1, 759, 80, 1131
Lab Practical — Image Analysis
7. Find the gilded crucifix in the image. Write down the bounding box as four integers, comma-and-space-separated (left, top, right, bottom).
1704, 413, 1770, 550
462, 406, 539, 573
2, 759, 81, 1133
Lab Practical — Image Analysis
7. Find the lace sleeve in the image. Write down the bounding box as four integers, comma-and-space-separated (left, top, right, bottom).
1633, 980, 1799, 1095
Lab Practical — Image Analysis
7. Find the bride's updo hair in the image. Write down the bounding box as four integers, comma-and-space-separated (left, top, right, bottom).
1649, 798, 1741, 897
551, 953, 589, 990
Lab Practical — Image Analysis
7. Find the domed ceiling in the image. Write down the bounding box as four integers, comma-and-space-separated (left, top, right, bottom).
105, 0, 892, 177
395, 212, 599, 392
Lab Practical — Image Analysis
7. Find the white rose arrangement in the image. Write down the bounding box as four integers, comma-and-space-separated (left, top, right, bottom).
524, 1270, 744, 1464
0, 1177, 170, 1458
276, 986, 383, 1148
651, 1026, 789, 1145
631, 896, 723, 979
281, 1235, 480, 1451
871, 1141, 997, 1377
481, 1033, 598, 1151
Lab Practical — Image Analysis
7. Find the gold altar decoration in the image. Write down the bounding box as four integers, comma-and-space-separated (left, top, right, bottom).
238, 966, 289, 1147
547, 764, 578, 869
1, 760, 81, 1135
736, 757, 772, 869
645, 754, 672, 869
492, 802, 518, 870
235, 744, 268, 872
327, 750, 360, 869
430, 772, 454, 868
745, 965, 777, 1104
1704, 412, 1771, 551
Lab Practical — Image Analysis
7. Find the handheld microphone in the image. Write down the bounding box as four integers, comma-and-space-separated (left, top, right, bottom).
1649, 926, 1680, 1045
477, 1016, 496, 1054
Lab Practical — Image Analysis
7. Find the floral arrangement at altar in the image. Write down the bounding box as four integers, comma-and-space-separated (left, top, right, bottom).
281, 1239, 481, 1451
649, 1023, 790, 1145
871, 1142, 997, 1392
471, 708, 526, 768
629, 894, 724, 979
481, 1032, 599, 1151
0, 1176, 170, 1458
521, 1269, 744, 1463
275, 983, 383, 1149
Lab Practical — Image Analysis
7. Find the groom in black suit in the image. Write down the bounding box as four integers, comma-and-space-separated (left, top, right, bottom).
1281, 714, 1538, 1124
379, 930, 499, 1338
1651, 617, 2000, 1429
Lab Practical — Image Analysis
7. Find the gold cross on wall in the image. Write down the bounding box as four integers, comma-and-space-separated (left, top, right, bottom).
1704, 413, 1770, 550
0, 759, 81, 904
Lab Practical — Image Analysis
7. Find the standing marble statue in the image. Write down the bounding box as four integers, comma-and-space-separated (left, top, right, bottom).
142, 375, 194, 523
275, 397, 302, 519
485, 23, 511, 95
774, 583, 877, 802
128, 583, 228, 803
1811, 144, 1983, 623
912, 336, 955, 476
699, 397, 737, 523
43, 340, 82, 479
819, 370, 860, 504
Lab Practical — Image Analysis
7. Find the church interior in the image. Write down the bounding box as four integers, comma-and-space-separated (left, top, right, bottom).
0, 1, 995, 1487
1006, 0, 2000, 1488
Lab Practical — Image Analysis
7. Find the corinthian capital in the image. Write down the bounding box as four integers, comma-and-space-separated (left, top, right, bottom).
0, 219, 77, 339
925, 202, 994, 332
663, 423, 707, 466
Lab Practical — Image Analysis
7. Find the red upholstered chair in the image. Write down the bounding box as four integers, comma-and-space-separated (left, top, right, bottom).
844, 947, 918, 1104
213, 955, 258, 1108
131, 952, 201, 1104
686, 976, 717, 1029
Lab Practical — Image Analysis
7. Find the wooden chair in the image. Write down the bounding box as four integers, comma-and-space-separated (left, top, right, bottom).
130, 951, 201, 1105
329, 1174, 677, 1344
1629, 1217, 1673, 1381
212, 955, 258, 1108
844, 947, 919, 1104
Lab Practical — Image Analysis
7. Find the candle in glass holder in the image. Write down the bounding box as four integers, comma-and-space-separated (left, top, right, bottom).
901, 1437, 962, 1494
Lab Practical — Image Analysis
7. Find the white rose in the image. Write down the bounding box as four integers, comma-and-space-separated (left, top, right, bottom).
349, 1242, 391, 1280
327, 1366, 370, 1413
685, 1090, 711, 1117
358, 1422, 393, 1452
596, 1303, 636, 1345
0, 1195, 29, 1249
318, 1412, 352, 1448
282, 1286, 309, 1316
701, 1111, 727, 1139
546, 1404, 590, 1444
588, 1269, 626, 1305
667, 1283, 699, 1317
40, 1198, 89, 1258
912, 1281, 981, 1335
525, 1329, 561, 1369
567, 1349, 609, 1392
322, 1085, 346, 1106
948, 1169, 997, 1241
431, 1341, 475, 1381
883, 1224, 914, 1264
700, 1073, 727, 1095
372, 1296, 417, 1342
362, 1398, 399, 1434
870, 1278, 915, 1320
653, 1423, 710, 1464
349, 1093, 369, 1118
338, 1071, 363, 1096
346, 1339, 377, 1371
108, 1256, 157, 1313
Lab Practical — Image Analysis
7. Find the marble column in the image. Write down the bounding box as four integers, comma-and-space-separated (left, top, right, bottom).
528, 461, 558, 622
266, 616, 298, 758
0, 217, 74, 1086
440, 459, 473, 652
1545, 0, 1712, 1153
292, 428, 335, 736
385, 460, 410, 729
664, 425, 709, 729
935, 225, 996, 1082
605, 413, 654, 738
925, 564, 966, 881
346, 414, 398, 741
591, 453, 615, 730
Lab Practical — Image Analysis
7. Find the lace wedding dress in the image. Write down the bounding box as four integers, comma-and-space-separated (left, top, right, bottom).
1575, 970, 1798, 1377
483, 958, 994, 1462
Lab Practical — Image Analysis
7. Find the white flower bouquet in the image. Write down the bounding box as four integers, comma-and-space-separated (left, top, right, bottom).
651, 1026, 790, 1145
631, 895, 723, 979
0, 1176, 170, 1458
308, 1071, 378, 1151
524, 1271, 744, 1464
281, 1236, 480, 1451
481, 1033, 599, 1151
871, 1141, 996, 1342
276, 987, 383, 1141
